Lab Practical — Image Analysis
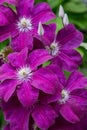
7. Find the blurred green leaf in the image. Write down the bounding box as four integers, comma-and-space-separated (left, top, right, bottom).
0, 39, 9, 51
64, 1, 87, 13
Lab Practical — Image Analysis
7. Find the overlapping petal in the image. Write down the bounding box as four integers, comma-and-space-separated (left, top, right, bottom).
32, 104, 57, 129
31, 67, 58, 94
58, 50, 82, 71
60, 104, 80, 123
56, 24, 83, 49
2, 96, 30, 130
0, 79, 18, 102
66, 71, 87, 91
32, 2, 56, 24
11, 32, 33, 51
0, 23, 18, 42
17, 82, 39, 107
17, 0, 34, 16
7, 47, 28, 67
0, 5, 16, 26
29, 49, 52, 70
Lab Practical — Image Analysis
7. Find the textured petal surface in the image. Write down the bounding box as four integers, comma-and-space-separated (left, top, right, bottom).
35, 23, 56, 46
59, 49, 82, 71
66, 71, 87, 92
2, 96, 30, 130
17, 82, 39, 107
31, 67, 59, 94
17, 0, 34, 16
11, 32, 33, 52
60, 104, 80, 123
46, 65, 66, 85
49, 116, 82, 130
0, 5, 16, 26
0, 23, 18, 42
69, 95, 87, 112
32, 2, 55, 24
29, 49, 52, 70
56, 24, 83, 49
32, 104, 57, 129
8, 47, 28, 68
0, 79, 18, 102
0, 63, 15, 81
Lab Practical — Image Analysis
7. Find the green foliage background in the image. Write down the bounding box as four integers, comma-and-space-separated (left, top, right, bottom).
0, 0, 87, 129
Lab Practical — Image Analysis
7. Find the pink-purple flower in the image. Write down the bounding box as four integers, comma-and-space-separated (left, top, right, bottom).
35, 24, 83, 71
0, 0, 55, 51
41, 71, 87, 123
0, 47, 59, 107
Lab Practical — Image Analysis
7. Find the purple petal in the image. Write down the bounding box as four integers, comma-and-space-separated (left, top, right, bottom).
32, 2, 56, 24
43, 23, 56, 45
46, 65, 66, 85
29, 49, 52, 70
0, 5, 16, 26
35, 23, 56, 46
4, 124, 10, 130
59, 49, 82, 71
56, 24, 83, 49
60, 104, 80, 123
66, 71, 87, 92
69, 95, 87, 112
0, 79, 18, 102
0, 23, 18, 42
11, 32, 33, 52
17, 0, 34, 16
31, 67, 59, 94
32, 104, 57, 129
17, 82, 39, 107
0, 63, 15, 81
7, 47, 28, 68
33, 38, 44, 49
2, 96, 30, 130
49, 116, 82, 130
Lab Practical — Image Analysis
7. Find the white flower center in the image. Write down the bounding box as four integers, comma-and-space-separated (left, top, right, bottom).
17, 17, 32, 32
46, 42, 60, 56
59, 89, 69, 104
16, 66, 33, 82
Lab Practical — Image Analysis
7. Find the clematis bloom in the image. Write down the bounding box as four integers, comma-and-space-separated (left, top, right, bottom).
0, 0, 55, 51
0, 47, 59, 107
36, 24, 83, 71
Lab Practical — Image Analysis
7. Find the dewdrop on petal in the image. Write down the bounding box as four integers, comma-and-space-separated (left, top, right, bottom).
58, 5, 65, 18
63, 13, 69, 26
38, 22, 44, 36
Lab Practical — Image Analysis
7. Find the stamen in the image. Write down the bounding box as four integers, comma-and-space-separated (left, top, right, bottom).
16, 65, 33, 82
59, 89, 69, 104
17, 17, 32, 32
46, 42, 60, 56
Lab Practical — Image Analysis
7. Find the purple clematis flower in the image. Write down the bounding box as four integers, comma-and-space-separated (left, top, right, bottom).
2, 95, 57, 130
41, 71, 87, 123
0, 47, 59, 107
36, 24, 83, 71
0, 0, 55, 51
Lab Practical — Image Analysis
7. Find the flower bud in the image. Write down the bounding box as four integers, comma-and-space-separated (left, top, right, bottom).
63, 13, 69, 26
38, 22, 44, 36
58, 5, 64, 18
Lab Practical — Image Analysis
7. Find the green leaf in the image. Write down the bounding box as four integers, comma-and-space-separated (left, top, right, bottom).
64, 1, 87, 13
0, 39, 9, 51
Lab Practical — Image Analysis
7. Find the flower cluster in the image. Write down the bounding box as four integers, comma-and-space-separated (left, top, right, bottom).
0, 1, 87, 130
